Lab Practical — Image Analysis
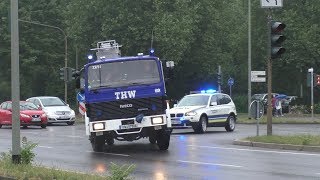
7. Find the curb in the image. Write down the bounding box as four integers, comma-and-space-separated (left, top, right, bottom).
233, 140, 320, 152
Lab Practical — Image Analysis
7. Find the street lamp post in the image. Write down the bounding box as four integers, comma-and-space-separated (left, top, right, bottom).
18, 19, 68, 103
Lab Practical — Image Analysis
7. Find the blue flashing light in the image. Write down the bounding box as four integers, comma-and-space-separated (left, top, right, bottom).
200, 89, 216, 94
87, 55, 93, 60
149, 48, 155, 56
206, 89, 216, 94
180, 117, 185, 121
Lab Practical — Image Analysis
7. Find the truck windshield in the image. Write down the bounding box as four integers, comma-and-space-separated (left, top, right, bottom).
88, 59, 160, 89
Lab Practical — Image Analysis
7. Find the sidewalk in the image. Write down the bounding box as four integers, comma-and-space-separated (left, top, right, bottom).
233, 139, 320, 153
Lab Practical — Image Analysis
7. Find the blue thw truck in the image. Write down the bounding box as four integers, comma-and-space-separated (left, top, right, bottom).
75, 40, 173, 152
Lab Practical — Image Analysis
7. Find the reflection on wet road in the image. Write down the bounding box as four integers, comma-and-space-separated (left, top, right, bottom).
1, 124, 320, 179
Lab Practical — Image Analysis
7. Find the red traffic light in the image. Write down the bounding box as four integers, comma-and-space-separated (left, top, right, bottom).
271, 21, 286, 33
316, 74, 320, 86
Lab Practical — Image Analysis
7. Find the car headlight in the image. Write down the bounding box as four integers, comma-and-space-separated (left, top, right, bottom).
93, 122, 105, 130
20, 114, 30, 118
152, 117, 164, 124
185, 111, 197, 116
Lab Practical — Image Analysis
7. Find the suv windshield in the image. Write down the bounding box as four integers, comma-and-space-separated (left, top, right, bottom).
88, 59, 160, 89
40, 97, 66, 107
177, 95, 209, 107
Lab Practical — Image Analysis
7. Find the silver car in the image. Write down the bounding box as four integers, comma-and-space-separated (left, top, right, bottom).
26, 96, 76, 125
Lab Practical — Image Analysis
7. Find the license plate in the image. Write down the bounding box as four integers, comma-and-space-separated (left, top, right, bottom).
154, 125, 162, 130
59, 116, 68, 119
171, 120, 181, 124
119, 124, 138, 130
32, 118, 41, 122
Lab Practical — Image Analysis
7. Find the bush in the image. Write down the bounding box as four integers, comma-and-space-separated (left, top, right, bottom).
232, 94, 248, 113
0, 136, 37, 165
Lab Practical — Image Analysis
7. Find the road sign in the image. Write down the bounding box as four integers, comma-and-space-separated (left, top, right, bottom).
79, 102, 86, 115
261, 0, 283, 8
77, 92, 85, 102
228, 78, 234, 86
251, 71, 266, 82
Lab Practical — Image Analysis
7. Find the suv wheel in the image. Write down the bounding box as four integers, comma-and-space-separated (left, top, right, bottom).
41, 124, 47, 129
225, 115, 236, 132
67, 121, 75, 126
192, 115, 207, 134
0, 124, 2, 128
91, 135, 105, 152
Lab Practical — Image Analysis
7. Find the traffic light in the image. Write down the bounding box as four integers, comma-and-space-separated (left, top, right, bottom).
315, 74, 320, 86
217, 73, 221, 85
270, 21, 286, 59
59, 67, 66, 81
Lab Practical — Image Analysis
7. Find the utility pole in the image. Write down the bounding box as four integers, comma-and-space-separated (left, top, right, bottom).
218, 65, 221, 93
11, 0, 21, 164
248, 0, 252, 119
266, 10, 273, 136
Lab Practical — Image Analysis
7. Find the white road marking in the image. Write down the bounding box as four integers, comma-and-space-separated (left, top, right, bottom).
177, 160, 243, 168
86, 151, 130, 157
64, 135, 85, 138
38, 145, 53, 149
188, 145, 320, 156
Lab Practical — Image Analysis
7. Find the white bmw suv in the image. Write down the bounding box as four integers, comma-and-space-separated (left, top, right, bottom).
26, 96, 76, 125
169, 92, 237, 133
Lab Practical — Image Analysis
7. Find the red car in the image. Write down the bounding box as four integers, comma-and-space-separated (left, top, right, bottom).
0, 101, 48, 129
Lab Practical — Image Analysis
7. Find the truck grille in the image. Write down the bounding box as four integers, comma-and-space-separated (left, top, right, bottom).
86, 96, 166, 121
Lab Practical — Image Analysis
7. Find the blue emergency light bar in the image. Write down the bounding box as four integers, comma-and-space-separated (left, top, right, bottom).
190, 89, 217, 94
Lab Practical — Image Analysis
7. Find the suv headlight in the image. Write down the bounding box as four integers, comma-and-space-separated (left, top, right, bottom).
185, 111, 197, 116
70, 110, 75, 116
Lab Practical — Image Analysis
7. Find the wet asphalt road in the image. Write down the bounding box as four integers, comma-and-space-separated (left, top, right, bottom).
0, 123, 320, 180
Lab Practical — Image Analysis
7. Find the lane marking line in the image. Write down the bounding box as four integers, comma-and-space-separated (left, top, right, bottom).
177, 160, 243, 168
86, 151, 130, 157
188, 145, 320, 156
38, 146, 53, 149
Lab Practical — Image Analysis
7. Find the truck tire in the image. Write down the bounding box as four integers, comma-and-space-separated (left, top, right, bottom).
192, 115, 207, 134
149, 135, 156, 144
225, 115, 236, 132
91, 135, 105, 152
106, 136, 114, 146
156, 129, 170, 150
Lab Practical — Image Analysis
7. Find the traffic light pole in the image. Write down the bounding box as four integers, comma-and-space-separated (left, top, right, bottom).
266, 10, 273, 136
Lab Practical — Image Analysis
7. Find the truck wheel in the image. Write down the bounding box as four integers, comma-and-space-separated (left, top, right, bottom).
156, 129, 170, 150
225, 115, 236, 132
149, 135, 156, 144
192, 116, 207, 134
106, 136, 114, 146
91, 135, 105, 152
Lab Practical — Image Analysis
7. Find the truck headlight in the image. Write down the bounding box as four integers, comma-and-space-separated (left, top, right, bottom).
152, 117, 164, 124
93, 123, 105, 130
185, 111, 197, 116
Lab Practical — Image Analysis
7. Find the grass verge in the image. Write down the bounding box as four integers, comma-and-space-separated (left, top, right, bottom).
237, 113, 320, 124
244, 135, 320, 146
0, 160, 135, 180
